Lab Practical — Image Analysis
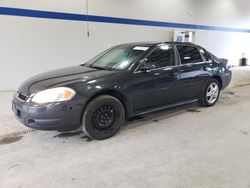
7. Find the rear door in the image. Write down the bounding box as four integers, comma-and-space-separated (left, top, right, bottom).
176, 45, 208, 100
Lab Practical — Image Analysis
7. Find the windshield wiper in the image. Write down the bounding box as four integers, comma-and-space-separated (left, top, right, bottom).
90, 65, 112, 71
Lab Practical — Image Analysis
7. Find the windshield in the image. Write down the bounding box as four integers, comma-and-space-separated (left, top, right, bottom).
85, 45, 149, 70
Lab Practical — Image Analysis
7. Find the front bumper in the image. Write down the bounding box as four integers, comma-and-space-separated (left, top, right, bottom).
12, 96, 87, 131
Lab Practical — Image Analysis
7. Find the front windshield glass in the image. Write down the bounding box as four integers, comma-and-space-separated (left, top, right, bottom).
85, 45, 149, 70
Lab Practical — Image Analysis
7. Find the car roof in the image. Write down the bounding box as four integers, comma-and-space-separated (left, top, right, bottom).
120, 41, 197, 48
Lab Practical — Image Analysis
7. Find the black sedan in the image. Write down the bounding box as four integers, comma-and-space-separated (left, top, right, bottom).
12, 42, 232, 140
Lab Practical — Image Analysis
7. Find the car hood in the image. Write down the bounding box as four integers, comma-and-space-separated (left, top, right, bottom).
18, 65, 117, 95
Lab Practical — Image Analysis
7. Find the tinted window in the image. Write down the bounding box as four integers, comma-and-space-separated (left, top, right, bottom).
199, 48, 212, 61
142, 45, 175, 69
177, 45, 203, 64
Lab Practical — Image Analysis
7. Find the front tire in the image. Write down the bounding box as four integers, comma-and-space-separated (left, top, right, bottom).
82, 95, 125, 140
199, 78, 220, 107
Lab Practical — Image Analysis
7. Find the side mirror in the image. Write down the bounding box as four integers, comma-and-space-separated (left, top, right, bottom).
140, 63, 156, 72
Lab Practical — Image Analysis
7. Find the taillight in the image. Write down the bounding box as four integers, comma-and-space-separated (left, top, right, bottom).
227, 64, 232, 71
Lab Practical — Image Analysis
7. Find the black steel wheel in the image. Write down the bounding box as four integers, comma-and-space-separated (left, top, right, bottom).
82, 95, 125, 140
92, 106, 115, 130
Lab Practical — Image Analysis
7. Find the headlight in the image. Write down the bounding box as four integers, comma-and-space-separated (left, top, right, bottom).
31, 87, 76, 104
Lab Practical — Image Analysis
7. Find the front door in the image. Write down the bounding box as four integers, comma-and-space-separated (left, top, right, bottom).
132, 44, 180, 111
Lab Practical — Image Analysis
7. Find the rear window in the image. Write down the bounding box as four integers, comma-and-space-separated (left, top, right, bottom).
199, 48, 212, 61
177, 45, 203, 64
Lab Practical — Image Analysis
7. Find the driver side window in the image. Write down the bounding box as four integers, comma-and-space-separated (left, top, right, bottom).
141, 45, 175, 70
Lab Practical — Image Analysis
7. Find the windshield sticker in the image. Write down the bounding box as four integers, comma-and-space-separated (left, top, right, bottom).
133, 46, 149, 51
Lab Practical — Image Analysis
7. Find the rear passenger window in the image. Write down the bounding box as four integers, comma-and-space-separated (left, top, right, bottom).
199, 48, 212, 61
177, 45, 203, 64
144, 45, 175, 68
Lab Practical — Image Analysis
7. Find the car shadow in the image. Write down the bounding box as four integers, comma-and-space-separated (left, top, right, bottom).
123, 102, 201, 131
52, 102, 201, 141
53, 131, 94, 142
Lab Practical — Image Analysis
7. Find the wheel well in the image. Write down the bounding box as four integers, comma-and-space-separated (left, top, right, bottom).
84, 90, 128, 118
212, 76, 222, 89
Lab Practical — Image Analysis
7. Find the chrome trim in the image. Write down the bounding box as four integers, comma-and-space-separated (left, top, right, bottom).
180, 61, 207, 67
134, 61, 209, 74
134, 65, 180, 74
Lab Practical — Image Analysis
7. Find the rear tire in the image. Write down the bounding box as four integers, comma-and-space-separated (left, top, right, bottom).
199, 78, 220, 107
82, 95, 125, 140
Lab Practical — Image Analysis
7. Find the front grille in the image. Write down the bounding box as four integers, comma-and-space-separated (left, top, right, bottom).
16, 91, 28, 102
